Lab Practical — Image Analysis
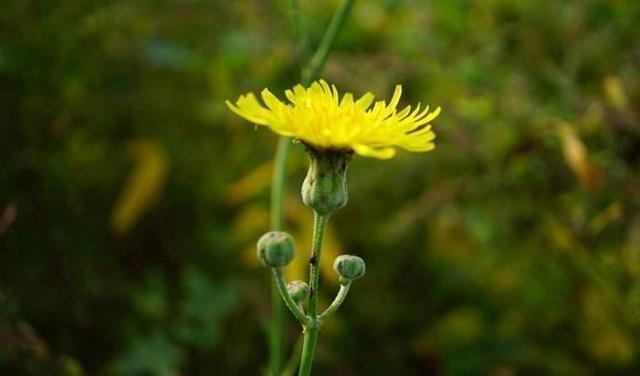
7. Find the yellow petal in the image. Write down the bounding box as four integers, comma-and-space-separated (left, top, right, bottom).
355, 92, 375, 110
353, 144, 396, 159
261, 88, 285, 111
340, 93, 354, 107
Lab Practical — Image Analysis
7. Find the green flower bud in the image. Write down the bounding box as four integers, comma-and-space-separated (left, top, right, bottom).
287, 280, 310, 303
256, 231, 295, 268
333, 255, 366, 284
301, 145, 353, 216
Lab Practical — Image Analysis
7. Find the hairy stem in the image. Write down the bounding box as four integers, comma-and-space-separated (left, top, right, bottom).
273, 268, 312, 326
298, 212, 327, 376
318, 282, 351, 323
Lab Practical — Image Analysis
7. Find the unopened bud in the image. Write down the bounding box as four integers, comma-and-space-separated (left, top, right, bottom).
287, 280, 310, 303
257, 231, 295, 268
333, 255, 366, 284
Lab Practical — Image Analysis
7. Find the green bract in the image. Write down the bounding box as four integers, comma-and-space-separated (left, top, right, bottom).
301, 146, 353, 216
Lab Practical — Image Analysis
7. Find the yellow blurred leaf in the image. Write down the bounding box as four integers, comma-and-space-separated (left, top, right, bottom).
603, 75, 628, 111
227, 161, 273, 204
558, 122, 602, 192
232, 204, 270, 236
111, 139, 169, 234
233, 204, 270, 268
589, 201, 622, 234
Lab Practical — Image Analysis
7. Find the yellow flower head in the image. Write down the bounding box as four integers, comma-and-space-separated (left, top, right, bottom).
226, 80, 440, 159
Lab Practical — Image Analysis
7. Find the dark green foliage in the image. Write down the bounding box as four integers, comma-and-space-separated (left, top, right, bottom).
1, 0, 639, 375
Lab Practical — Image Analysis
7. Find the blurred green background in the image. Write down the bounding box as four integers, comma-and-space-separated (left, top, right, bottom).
2, 0, 640, 374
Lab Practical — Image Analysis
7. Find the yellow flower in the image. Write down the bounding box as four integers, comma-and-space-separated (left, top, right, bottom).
226, 80, 440, 159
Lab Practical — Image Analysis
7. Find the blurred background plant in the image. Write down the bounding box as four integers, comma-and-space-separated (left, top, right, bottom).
1, 0, 640, 375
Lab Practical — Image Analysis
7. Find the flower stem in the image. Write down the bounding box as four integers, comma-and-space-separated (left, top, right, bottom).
269, 137, 291, 376
273, 268, 312, 326
318, 282, 351, 323
269, 279, 284, 376
271, 137, 292, 232
298, 212, 327, 376
298, 327, 319, 376
270, 1, 356, 374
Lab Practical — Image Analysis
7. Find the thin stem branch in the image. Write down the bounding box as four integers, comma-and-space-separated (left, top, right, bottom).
270, 137, 290, 376
290, 0, 310, 67
269, 280, 284, 376
318, 282, 351, 323
302, 0, 355, 84
271, 138, 292, 231
298, 212, 327, 376
274, 268, 312, 326
307, 212, 327, 317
